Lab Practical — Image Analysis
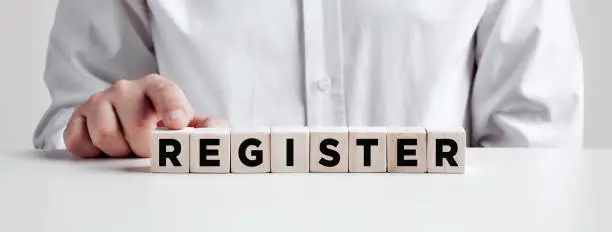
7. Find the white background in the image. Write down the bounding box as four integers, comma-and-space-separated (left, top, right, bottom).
0, 0, 609, 149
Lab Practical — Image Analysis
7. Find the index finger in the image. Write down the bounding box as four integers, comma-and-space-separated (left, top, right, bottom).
138, 74, 194, 129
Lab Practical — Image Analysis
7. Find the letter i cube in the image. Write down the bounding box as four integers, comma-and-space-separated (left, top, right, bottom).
271, 127, 310, 173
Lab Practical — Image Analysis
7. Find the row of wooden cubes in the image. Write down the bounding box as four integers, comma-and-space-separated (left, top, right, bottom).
151, 127, 466, 174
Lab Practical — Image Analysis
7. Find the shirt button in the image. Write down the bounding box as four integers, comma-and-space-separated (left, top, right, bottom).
316, 78, 331, 91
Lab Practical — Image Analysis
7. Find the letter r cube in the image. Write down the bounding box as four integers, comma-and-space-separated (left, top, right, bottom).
151, 128, 192, 173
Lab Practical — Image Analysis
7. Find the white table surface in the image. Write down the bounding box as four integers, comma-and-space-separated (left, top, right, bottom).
0, 148, 610, 232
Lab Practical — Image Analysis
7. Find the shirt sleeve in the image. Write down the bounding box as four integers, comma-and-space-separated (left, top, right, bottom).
471, 0, 584, 147
33, 0, 158, 149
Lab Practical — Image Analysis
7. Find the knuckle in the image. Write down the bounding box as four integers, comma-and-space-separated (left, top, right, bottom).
110, 80, 132, 94
96, 127, 117, 142
90, 127, 130, 156
86, 92, 106, 106
91, 128, 118, 149
156, 84, 185, 107
70, 107, 83, 118
141, 74, 178, 93
142, 73, 165, 83
153, 80, 177, 93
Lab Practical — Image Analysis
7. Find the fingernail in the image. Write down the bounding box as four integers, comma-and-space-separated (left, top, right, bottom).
166, 110, 188, 125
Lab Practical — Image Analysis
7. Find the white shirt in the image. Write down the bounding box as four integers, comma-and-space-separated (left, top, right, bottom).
34, 0, 584, 149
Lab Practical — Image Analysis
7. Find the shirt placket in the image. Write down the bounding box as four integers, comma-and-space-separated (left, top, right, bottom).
301, 0, 347, 126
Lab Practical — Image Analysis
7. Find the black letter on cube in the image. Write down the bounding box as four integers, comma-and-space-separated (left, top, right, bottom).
436, 139, 459, 167
397, 139, 418, 166
319, 138, 340, 167
286, 138, 294, 166
200, 139, 220, 167
356, 139, 378, 167
239, 138, 263, 167
159, 139, 182, 167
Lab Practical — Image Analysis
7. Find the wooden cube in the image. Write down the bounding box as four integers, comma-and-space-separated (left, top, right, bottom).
230, 128, 271, 173
386, 127, 427, 173
309, 127, 349, 173
151, 127, 192, 173
271, 127, 310, 173
190, 128, 231, 173
349, 127, 387, 173
426, 128, 466, 173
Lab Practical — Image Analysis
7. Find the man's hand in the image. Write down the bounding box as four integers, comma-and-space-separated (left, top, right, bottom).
64, 74, 228, 158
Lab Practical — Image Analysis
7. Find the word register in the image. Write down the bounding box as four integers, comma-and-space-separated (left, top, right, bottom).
151, 127, 465, 174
